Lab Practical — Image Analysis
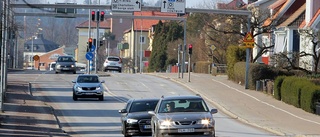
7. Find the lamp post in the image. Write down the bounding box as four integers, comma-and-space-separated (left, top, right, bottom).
31, 36, 37, 70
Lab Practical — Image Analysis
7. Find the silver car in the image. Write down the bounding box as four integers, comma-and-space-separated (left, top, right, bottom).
148, 95, 218, 137
72, 74, 105, 101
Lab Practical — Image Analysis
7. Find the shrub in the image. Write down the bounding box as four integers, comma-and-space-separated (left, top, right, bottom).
274, 76, 286, 100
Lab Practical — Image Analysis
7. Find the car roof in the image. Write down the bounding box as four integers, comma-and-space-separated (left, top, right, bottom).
130, 98, 159, 102
58, 55, 74, 58
161, 95, 203, 100
77, 74, 99, 77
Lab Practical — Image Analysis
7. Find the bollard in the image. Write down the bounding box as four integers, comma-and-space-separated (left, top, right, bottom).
316, 102, 320, 115
256, 80, 262, 91
29, 82, 32, 96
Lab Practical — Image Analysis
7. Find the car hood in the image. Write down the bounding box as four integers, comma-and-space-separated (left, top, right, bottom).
127, 112, 152, 119
76, 83, 101, 87
157, 112, 212, 120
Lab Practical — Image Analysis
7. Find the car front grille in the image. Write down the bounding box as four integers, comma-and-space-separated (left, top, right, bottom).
174, 121, 196, 125
138, 119, 152, 132
82, 87, 96, 90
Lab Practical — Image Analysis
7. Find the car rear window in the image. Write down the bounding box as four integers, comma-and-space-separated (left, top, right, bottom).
107, 57, 120, 61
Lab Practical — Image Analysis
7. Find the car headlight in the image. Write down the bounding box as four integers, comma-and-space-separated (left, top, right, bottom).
56, 64, 61, 68
197, 119, 212, 125
96, 87, 101, 90
159, 120, 172, 126
127, 118, 138, 123
76, 86, 82, 90
71, 65, 75, 67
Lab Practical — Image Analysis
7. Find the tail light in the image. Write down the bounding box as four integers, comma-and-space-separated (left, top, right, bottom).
105, 60, 108, 63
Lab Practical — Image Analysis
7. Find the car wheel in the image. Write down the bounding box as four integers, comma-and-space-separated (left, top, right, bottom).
55, 71, 58, 74
73, 93, 78, 101
73, 71, 76, 74
98, 96, 104, 101
118, 69, 122, 73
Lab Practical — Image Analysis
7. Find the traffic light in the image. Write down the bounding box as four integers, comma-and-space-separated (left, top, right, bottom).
93, 39, 97, 46
188, 44, 193, 55
88, 38, 93, 49
100, 11, 105, 21
91, 11, 95, 21
96, 11, 100, 21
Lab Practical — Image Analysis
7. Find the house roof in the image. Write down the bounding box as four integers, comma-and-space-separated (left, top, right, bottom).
263, 0, 305, 27
307, 9, 320, 27
24, 33, 59, 52
278, 3, 306, 27
76, 19, 111, 29
133, 11, 178, 31
217, 0, 246, 9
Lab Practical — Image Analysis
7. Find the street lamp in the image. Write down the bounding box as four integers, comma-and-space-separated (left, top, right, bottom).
31, 36, 36, 70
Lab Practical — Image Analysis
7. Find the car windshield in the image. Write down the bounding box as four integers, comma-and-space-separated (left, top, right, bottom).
129, 100, 158, 113
77, 76, 99, 83
107, 57, 120, 61
159, 99, 209, 113
58, 57, 74, 62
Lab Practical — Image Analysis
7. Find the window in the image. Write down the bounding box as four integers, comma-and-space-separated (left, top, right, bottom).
140, 36, 145, 44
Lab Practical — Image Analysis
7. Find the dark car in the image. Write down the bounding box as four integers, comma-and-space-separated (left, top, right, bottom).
119, 98, 159, 137
148, 95, 218, 137
72, 74, 105, 101
55, 55, 77, 74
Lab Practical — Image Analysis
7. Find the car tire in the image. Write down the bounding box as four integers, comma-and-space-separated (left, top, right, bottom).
98, 96, 104, 101
55, 71, 58, 74
118, 70, 122, 73
73, 71, 76, 74
73, 93, 78, 101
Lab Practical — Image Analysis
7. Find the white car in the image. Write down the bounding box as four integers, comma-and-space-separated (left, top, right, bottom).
72, 74, 105, 101
103, 56, 122, 73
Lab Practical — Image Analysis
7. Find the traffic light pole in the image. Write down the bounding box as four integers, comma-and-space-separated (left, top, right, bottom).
188, 53, 191, 82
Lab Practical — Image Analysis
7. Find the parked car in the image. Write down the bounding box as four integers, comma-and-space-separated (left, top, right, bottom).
72, 74, 105, 101
148, 95, 218, 137
119, 98, 159, 137
55, 55, 77, 74
103, 56, 122, 73
49, 62, 56, 71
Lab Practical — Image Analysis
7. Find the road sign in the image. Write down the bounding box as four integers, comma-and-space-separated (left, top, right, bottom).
161, 0, 186, 13
243, 32, 254, 42
85, 52, 94, 60
33, 55, 40, 61
90, 45, 96, 52
111, 0, 142, 12
211, 45, 216, 51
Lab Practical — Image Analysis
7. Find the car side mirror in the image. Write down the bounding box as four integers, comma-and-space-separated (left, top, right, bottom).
118, 109, 127, 113
72, 80, 76, 83
210, 108, 218, 114
101, 80, 105, 83
148, 111, 156, 116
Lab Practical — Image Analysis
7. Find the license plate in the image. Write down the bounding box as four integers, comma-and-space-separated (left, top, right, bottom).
144, 125, 151, 129
62, 68, 70, 70
111, 63, 116, 65
85, 93, 94, 95
178, 128, 194, 133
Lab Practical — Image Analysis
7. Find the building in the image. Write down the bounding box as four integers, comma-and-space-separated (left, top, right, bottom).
23, 33, 60, 69
121, 11, 178, 73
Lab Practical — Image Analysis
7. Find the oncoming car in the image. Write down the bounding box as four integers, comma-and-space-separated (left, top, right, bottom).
72, 74, 105, 101
148, 95, 218, 137
119, 98, 159, 137
55, 55, 77, 74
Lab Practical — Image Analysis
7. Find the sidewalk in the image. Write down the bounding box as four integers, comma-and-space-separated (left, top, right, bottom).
150, 73, 320, 137
0, 76, 69, 136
